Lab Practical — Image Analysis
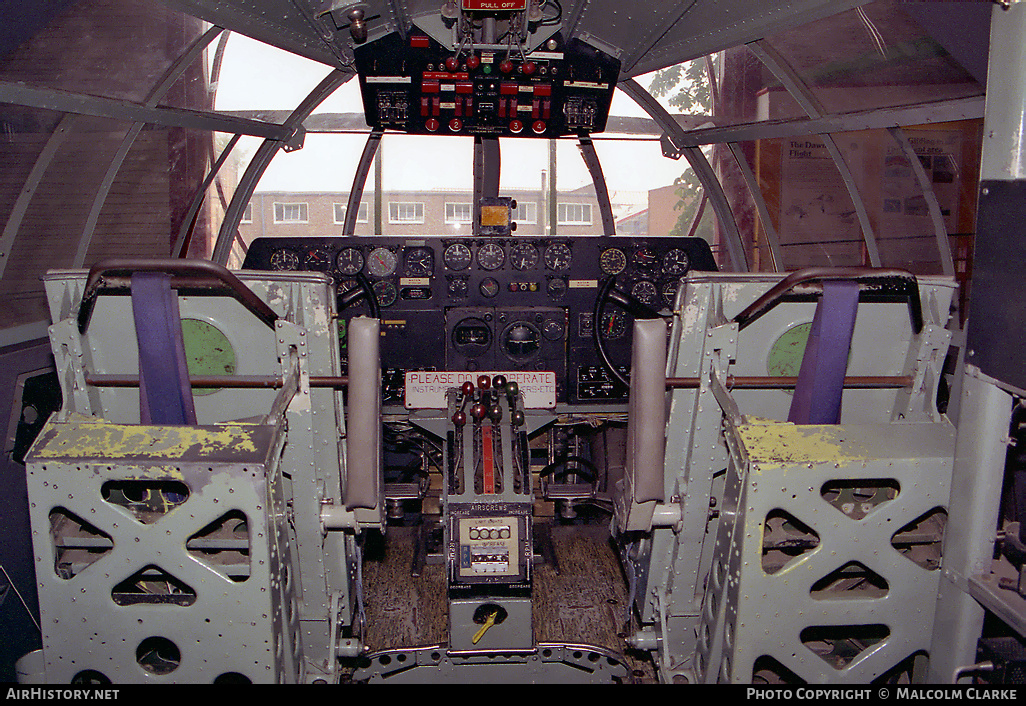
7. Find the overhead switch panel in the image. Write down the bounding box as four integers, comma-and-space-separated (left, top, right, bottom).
354, 32, 620, 138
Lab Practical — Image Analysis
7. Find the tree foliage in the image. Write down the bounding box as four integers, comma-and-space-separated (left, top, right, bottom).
649, 59, 714, 238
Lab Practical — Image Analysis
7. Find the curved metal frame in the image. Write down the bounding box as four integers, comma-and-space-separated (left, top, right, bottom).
212, 68, 353, 265
619, 78, 749, 271
175, 28, 236, 257
888, 126, 956, 276
344, 130, 382, 235
577, 135, 616, 236
0, 113, 75, 280
726, 142, 782, 271
749, 38, 890, 268
173, 132, 242, 257
73, 25, 225, 267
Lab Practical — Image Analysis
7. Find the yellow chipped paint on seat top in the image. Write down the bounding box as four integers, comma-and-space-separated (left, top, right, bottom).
31, 420, 263, 460
737, 422, 870, 468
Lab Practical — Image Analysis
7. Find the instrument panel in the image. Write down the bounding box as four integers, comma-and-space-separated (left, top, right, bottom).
243, 236, 717, 405
354, 32, 619, 138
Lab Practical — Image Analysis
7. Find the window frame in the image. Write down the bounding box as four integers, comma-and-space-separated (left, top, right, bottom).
273, 202, 309, 224
334, 202, 369, 224
389, 201, 426, 224
445, 202, 473, 225
557, 202, 592, 226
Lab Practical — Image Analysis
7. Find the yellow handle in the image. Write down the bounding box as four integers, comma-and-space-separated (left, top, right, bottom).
472, 611, 498, 645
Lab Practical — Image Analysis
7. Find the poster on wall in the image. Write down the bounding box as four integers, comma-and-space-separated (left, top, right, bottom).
779, 137, 863, 269
776, 128, 967, 272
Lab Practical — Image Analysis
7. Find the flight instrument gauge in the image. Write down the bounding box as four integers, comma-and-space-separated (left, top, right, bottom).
444, 243, 472, 270
662, 248, 690, 275
662, 279, 680, 307
599, 247, 627, 275
367, 247, 397, 277
479, 277, 500, 298
631, 280, 659, 306
600, 312, 626, 339
476, 242, 505, 271
304, 248, 333, 272
270, 249, 300, 271
632, 247, 658, 271
372, 280, 397, 307
404, 246, 434, 276
336, 247, 364, 276
510, 243, 539, 270
544, 242, 572, 271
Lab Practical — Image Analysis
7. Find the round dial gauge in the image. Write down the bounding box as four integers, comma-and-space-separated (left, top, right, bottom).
510, 243, 539, 271
304, 248, 332, 272
372, 279, 397, 307
600, 312, 626, 339
542, 318, 565, 341
336, 247, 364, 276
404, 246, 434, 276
631, 280, 659, 306
270, 249, 299, 271
479, 277, 500, 298
337, 279, 359, 295
662, 279, 680, 307
448, 278, 468, 298
444, 243, 472, 270
546, 277, 567, 299
662, 248, 690, 275
600, 247, 627, 275
544, 242, 572, 271
502, 322, 541, 361
632, 247, 658, 271
476, 242, 505, 271
366, 247, 397, 277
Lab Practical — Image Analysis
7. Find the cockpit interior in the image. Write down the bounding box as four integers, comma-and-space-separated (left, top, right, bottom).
2, 0, 1025, 686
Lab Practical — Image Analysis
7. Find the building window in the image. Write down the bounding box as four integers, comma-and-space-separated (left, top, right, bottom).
557, 203, 592, 225
445, 202, 473, 224
334, 202, 369, 224
273, 202, 308, 223
240, 203, 253, 224
512, 201, 537, 224
389, 202, 425, 224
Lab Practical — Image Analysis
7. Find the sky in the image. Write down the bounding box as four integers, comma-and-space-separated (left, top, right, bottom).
212, 33, 694, 198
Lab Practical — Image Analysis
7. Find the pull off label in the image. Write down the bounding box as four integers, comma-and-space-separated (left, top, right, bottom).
462, 0, 528, 10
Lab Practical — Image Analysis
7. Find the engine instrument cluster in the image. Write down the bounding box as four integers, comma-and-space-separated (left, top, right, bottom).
243, 236, 716, 405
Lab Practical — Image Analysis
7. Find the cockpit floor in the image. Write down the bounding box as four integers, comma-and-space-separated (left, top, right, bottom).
359, 521, 656, 682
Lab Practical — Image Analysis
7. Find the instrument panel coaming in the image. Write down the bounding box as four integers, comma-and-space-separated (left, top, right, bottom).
242, 236, 717, 405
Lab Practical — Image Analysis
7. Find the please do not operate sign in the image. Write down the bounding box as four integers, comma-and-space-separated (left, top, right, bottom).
404, 370, 557, 409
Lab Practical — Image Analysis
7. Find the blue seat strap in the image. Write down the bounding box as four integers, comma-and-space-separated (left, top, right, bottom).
787, 279, 860, 425
130, 272, 197, 425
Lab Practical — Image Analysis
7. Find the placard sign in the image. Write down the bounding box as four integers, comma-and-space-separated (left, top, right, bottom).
462, 0, 529, 10
405, 371, 557, 409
